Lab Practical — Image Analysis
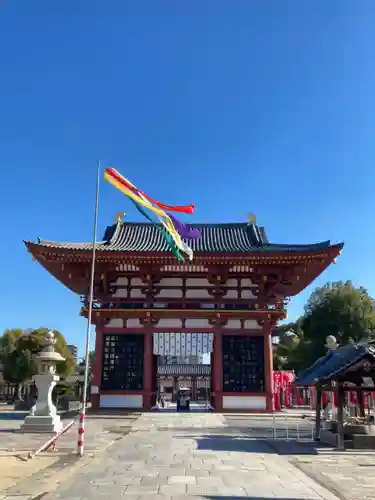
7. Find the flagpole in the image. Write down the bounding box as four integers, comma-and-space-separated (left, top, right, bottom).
78, 161, 100, 457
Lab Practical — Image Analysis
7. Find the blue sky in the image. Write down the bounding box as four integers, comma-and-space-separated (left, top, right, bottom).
1, 1, 374, 357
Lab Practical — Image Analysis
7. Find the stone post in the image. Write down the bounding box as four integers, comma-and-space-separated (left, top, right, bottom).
21, 331, 65, 433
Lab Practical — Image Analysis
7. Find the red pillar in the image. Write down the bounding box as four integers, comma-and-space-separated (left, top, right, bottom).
91, 326, 103, 410
212, 331, 223, 411
264, 330, 274, 412
143, 332, 153, 411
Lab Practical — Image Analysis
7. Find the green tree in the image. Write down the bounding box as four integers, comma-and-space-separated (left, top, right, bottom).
78, 349, 95, 380
288, 281, 375, 372
0, 329, 34, 390
273, 320, 313, 373
272, 321, 297, 370
272, 282, 375, 375
273, 282, 375, 373
0, 328, 75, 391
300, 281, 375, 367
29, 328, 76, 378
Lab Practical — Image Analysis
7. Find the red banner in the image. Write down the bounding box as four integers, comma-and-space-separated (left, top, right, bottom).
273, 371, 282, 394
282, 371, 295, 408
273, 371, 295, 410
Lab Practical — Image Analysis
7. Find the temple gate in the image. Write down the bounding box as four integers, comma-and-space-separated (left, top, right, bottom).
25, 218, 343, 412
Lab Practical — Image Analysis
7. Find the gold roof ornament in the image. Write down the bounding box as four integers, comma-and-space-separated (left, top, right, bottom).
114, 212, 125, 224
247, 213, 257, 225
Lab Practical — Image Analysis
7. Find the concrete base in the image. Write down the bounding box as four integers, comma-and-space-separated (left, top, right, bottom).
345, 424, 375, 436
21, 414, 63, 434
320, 428, 375, 449
352, 433, 375, 449
320, 429, 341, 447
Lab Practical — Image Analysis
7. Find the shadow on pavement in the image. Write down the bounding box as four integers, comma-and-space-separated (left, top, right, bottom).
86, 413, 141, 420
174, 432, 327, 455
204, 497, 318, 500
174, 429, 375, 457
0, 412, 27, 420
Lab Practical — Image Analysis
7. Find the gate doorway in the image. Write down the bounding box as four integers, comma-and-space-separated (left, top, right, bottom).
153, 333, 213, 412
157, 365, 212, 411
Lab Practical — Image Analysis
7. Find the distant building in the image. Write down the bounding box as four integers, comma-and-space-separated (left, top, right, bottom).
67, 344, 78, 360
157, 351, 207, 401
158, 364, 211, 402
158, 354, 204, 365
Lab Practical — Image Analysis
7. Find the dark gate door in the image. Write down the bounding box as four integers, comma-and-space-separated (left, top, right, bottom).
210, 351, 215, 409
151, 354, 158, 407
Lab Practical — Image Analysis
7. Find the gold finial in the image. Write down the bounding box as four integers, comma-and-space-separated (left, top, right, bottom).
247, 213, 256, 225
114, 212, 125, 224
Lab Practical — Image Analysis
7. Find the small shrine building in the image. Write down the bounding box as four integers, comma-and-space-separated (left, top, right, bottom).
25, 217, 343, 412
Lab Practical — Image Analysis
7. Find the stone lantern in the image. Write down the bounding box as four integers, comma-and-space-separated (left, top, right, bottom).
325, 335, 339, 351
21, 331, 65, 433
322, 335, 339, 425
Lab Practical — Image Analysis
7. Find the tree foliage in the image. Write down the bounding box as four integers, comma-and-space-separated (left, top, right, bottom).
0, 327, 75, 385
78, 349, 95, 380
273, 281, 375, 374
301, 281, 375, 364
273, 319, 313, 373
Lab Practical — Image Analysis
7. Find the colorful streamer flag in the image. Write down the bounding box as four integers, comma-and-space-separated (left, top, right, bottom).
104, 167, 200, 261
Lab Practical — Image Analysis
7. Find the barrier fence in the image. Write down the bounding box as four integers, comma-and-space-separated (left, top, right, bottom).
271, 412, 315, 441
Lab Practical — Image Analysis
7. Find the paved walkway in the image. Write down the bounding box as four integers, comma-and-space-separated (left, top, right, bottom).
0, 412, 140, 497
43, 413, 339, 500
224, 415, 375, 500
0, 412, 139, 453
288, 450, 375, 500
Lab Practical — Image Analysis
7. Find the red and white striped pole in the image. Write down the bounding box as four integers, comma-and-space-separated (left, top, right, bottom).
77, 161, 100, 457
77, 411, 85, 456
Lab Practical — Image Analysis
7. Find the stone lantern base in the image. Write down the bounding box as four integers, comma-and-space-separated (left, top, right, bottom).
20, 331, 66, 434
21, 414, 63, 434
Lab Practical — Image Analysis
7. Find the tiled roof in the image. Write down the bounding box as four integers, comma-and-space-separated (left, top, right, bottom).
157, 364, 211, 376
25, 222, 343, 255
296, 342, 375, 387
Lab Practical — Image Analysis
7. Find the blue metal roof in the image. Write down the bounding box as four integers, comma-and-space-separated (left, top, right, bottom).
296, 342, 375, 386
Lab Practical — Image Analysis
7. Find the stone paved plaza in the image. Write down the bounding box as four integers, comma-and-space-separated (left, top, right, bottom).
3, 411, 375, 499
0, 410, 140, 496
42, 413, 340, 500
0, 411, 140, 453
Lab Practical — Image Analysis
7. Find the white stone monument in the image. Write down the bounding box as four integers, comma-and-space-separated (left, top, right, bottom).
21, 331, 65, 433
